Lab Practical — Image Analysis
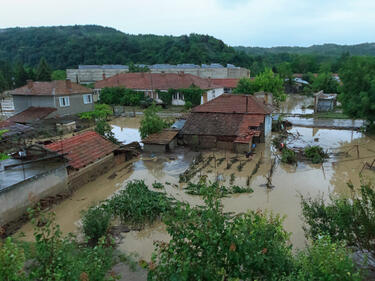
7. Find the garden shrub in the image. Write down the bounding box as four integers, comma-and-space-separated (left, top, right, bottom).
26, 208, 115, 281
286, 236, 362, 281
301, 182, 375, 254
0, 237, 25, 281
159, 90, 172, 105
139, 104, 168, 139
184, 101, 193, 110
100, 87, 145, 106
281, 148, 297, 164
304, 146, 327, 163
104, 180, 173, 226
82, 206, 112, 244
148, 183, 294, 281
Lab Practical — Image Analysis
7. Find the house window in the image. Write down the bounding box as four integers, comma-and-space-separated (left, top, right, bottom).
173, 93, 178, 100
180, 93, 184, 100
59, 97, 70, 107
83, 94, 93, 104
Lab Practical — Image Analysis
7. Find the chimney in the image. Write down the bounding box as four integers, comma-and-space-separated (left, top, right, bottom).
65, 79, 72, 89
27, 80, 33, 89
102, 72, 106, 80
246, 96, 248, 113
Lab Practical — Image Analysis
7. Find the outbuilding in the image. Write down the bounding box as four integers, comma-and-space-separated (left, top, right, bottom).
142, 129, 179, 153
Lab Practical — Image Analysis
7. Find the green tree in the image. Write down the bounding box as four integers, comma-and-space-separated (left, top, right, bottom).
339, 56, 375, 122
14, 63, 28, 87
0, 71, 8, 92
235, 68, 285, 102
139, 103, 167, 139
128, 62, 150, 73
51, 70, 67, 80
35, 57, 51, 81
311, 72, 339, 93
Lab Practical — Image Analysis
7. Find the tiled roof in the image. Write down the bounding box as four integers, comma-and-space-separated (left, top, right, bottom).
142, 129, 179, 145
211, 78, 239, 88
7, 107, 56, 123
180, 113, 264, 137
95, 73, 222, 90
10, 80, 91, 96
45, 131, 119, 169
192, 94, 271, 115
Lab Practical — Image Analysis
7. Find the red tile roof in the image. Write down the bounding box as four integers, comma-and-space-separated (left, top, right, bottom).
45, 131, 119, 169
180, 113, 264, 137
192, 94, 271, 115
211, 78, 239, 88
94, 73, 222, 90
7, 107, 56, 123
10, 80, 91, 96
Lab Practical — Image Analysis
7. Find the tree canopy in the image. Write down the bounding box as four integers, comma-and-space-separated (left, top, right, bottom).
35, 57, 52, 81
339, 56, 375, 122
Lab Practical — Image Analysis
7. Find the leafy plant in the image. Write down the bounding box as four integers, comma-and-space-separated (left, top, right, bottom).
301, 182, 375, 254
95, 119, 118, 144
0, 237, 25, 281
80, 104, 113, 120
152, 182, 164, 189
139, 104, 168, 139
287, 236, 362, 281
99, 87, 145, 106
281, 148, 297, 164
304, 145, 327, 163
104, 180, 172, 226
82, 206, 112, 245
149, 183, 293, 280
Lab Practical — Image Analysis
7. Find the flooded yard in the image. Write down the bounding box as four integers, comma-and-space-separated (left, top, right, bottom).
16, 115, 375, 263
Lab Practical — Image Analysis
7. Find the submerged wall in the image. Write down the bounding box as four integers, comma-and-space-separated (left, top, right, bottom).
0, 165, 68, 226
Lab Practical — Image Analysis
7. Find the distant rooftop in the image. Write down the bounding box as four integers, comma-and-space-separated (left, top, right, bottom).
77, 63, 242, 70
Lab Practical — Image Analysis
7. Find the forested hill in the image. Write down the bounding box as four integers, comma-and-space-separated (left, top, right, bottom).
0, 25, 248, 69
234, 43, 375, 57
0, 25, 374, 72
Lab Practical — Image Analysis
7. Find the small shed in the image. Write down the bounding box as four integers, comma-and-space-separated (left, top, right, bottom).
142, 129, 179, 153
314, 91, 337, 112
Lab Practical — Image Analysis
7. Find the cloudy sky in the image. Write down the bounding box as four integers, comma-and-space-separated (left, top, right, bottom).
1, 0, 374, 47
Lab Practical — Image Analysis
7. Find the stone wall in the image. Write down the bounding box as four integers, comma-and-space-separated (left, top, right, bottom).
0, 165, 68, 225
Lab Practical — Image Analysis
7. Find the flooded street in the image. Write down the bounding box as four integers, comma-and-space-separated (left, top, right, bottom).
16, 109, 375, 262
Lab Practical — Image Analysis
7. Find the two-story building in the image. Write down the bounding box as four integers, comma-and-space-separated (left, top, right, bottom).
9, 79, 94, 123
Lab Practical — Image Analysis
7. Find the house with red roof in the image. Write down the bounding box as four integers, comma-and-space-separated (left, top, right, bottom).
45, 131, 119, 189
180, 94, 273, 153
9, 79, 94, 123
211, 78, 239, 93
94, 72, 225, 106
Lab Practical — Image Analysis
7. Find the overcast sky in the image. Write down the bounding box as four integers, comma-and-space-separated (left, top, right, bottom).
1, 0, 374, 47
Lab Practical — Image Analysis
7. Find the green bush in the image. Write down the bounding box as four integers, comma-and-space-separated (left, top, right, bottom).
80, 104, 113, 120
27, 208, 114, 281
281, 148, 297, 164
159, 90, 172, 105
95, 119, 118, 144
100, 87, 145, 106
287, 236, 361, 281
82, 206, 112, 244
139, 104, 168, 139
184, 101, 193, 110
104, 180, 172, 226
301, 183, 375, 254
304, 146, 327, 163
0, 237, 26, 281
149, 183, 294, 280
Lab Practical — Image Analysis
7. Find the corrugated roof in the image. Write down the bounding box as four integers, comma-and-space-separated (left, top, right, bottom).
95, 73, 222, 90
10, 80, 91, 96
7, 107, 56, 123
142, 130, 179, 145
0, 120, 33, 137
192, 94, 271, 115
45, 131, 118, 169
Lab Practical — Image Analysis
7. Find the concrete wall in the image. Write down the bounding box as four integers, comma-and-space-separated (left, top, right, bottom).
67, 67, 250, 84
49, 94, 94, 117
0, 166, 68, 225
68, 154, 115, 191
264, 115, 272, 137
234, 142, 252, 154
13, 95, 55, 114
143, 143, 167, 153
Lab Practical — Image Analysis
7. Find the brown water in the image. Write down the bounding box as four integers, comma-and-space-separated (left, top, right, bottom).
16, 116, 375, 262
278, 94, 314, 114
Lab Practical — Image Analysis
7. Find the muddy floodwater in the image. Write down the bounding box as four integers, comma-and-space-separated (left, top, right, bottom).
278, 94, 314, 115
16, 115, 375, 263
